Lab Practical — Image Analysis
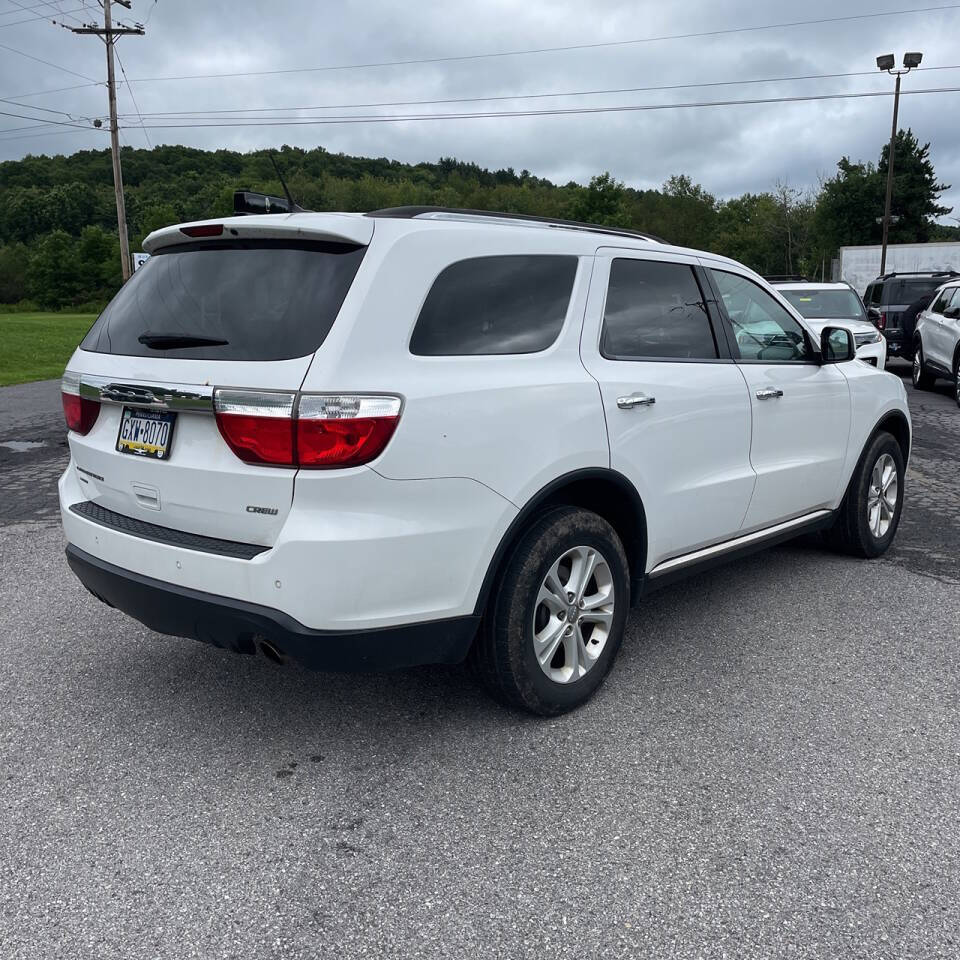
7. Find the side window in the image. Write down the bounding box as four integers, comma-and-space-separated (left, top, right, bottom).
410, 255, 577, 356
931, 287, 954, 314
865, 283, 880, 307
710, 269, 811, 363
600, 259, 718, 360
944, 288, 960, 316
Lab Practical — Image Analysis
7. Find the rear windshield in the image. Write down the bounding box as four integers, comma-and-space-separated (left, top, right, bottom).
81, 239, 366, 361
780, 288, 866, 321
883, 277, 947, 305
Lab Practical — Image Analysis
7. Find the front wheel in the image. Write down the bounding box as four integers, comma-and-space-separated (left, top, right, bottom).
828, 431, 905, 558
474, 506, 630, 715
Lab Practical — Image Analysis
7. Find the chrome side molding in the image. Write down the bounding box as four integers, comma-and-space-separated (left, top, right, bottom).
647, 509, 832, 578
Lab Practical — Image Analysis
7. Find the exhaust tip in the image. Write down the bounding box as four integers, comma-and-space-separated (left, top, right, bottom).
256, 636, 286, 665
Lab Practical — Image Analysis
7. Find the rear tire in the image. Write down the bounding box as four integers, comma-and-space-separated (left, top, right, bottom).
828, 431, 904, 559
912, 340, 936, 390
474, 506, 630, 716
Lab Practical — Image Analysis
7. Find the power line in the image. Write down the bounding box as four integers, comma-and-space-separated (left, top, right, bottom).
0, 125, 99, 143
0, 39, 97, 80
114, 44, 150, 146
0, 92, 87, 117
0, 6, 86, 27
122, 85, 960, 129
125, 4, 960, 83
0, 80, 100, 100
115, 64, 960, 120
0, 105, 97, 128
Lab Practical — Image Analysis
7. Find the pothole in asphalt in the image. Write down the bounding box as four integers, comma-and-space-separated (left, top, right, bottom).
0, 440, 47, 452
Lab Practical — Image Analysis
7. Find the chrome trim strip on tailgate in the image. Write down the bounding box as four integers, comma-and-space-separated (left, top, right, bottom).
647, 509, 832, 578
78, 374, 214, 413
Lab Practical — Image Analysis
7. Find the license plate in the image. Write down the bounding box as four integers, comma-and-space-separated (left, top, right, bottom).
116, 407, 176, 460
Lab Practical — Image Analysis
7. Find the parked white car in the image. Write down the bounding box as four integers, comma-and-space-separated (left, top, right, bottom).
770, 280, 886, 369
912, 278, 960, 405
60, 204, 911, 714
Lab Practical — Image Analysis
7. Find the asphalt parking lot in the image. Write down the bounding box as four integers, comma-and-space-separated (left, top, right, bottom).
1, 366, 958, 959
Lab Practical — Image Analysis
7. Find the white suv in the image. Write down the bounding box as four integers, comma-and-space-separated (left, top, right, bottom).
912, 278, 960, 405
769, 279, 886, 369
60, 204, 911, 714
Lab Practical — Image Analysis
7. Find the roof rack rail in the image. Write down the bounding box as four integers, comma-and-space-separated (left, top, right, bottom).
365, 206, 667, 244
763, 274, 810, 283
878, 269, 960, 280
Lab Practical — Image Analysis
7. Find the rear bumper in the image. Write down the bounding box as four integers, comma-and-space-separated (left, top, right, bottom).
882, 330, 906, 355
67, 544, 479, 671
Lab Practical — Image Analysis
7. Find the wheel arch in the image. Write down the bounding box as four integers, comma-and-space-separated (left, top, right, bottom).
872, 409, 911, 466
473, 468, 647, 616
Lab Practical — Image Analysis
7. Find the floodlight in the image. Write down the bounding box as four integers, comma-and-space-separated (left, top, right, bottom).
876, 54, 895, 71
903, 51, 923, 68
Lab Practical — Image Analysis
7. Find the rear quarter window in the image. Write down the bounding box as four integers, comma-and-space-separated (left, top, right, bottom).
81, 239, 366, 362
409, 255, 578, 356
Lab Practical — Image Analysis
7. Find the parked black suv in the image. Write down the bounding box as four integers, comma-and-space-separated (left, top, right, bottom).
863, 271, 960, 361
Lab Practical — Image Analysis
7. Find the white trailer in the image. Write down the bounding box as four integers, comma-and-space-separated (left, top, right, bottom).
836, 241, 960, 295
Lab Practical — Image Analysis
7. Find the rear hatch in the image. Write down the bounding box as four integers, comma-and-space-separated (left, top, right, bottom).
882, 277, 947, 331
64, 217, 371, 546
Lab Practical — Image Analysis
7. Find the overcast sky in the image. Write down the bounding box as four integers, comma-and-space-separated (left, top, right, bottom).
1, 0, 959, 221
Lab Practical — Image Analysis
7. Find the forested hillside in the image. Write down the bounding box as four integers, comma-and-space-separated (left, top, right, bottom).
0, 132, 955, 308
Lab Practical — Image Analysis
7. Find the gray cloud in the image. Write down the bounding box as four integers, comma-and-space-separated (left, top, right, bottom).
1, 0, 959, 218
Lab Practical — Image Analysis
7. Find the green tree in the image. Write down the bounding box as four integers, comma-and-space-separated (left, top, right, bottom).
814, 128, 951, 252
878, 128, 952, 242
27, 231, 82, 308
565, 172, 631, 227
0, 242, 30, 302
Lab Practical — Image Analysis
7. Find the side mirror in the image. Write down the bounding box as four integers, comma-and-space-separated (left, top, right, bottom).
820, 326, 855, 363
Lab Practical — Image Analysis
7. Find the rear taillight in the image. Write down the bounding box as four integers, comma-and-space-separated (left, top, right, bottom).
213, 390, 297, 465
61, 372, 100, 435
878, 311, 887, 330
213, 390, 401, 469
297, 395, 401, 468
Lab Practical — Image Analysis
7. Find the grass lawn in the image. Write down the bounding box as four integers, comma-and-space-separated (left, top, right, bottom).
0, 313, 96, 387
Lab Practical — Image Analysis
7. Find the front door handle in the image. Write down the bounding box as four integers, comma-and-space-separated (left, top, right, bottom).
617, 393, 656, 410
755, 387, 784, 400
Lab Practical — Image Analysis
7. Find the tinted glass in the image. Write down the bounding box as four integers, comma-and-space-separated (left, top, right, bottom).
865, 284, 879, 306
410, 255, 577, 356
883, 277, 946, 305
944, 288, 960, 315
600, 259, 717, 360
931, 287, 955, 313
780, 288, 866, 321
81, 240, 366, 361
711, 270, 811, 362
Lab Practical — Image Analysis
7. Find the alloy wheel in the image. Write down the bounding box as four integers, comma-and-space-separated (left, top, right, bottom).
531, 545, 615, 684
866, 452, 898, 538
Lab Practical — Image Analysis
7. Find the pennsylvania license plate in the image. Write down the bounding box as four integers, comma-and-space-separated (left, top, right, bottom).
116, 407, 176, 460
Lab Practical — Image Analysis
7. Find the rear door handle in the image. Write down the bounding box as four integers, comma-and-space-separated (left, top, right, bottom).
617, 393, 656, 410
755, 388, 784, 400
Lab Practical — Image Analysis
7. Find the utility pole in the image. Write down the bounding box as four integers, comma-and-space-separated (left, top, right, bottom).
879, 71, 901, 278
71, 1, 144, 282
875, 52, 922, 277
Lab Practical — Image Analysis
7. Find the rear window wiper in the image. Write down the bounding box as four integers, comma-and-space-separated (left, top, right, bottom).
137, 333, 229, 349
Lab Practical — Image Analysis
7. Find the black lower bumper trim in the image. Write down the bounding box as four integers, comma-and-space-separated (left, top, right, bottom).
66, 545, 479, 672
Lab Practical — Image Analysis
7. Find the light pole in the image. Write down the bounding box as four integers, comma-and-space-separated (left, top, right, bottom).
876, 51, 922, 276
